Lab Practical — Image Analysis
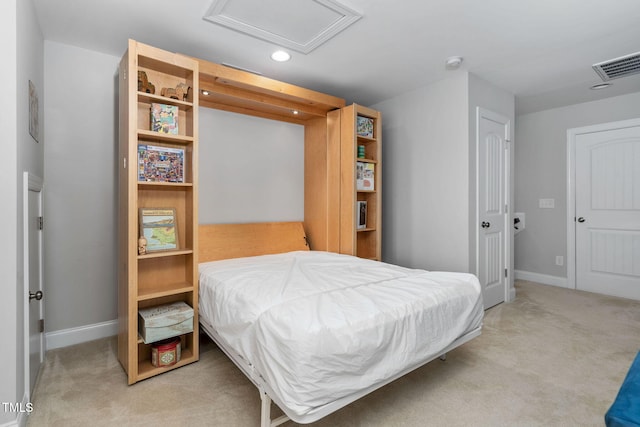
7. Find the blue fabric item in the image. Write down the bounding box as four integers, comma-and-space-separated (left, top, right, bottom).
606, 351, 640, 427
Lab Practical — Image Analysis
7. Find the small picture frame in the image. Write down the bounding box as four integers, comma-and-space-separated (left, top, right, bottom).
357, 201, 367, 229
29, 80, 39, 142
139, 208, 178, 252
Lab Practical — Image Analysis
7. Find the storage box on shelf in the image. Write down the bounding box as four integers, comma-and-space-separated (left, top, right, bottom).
118, 39, 199, 384
138, 301, 194, 344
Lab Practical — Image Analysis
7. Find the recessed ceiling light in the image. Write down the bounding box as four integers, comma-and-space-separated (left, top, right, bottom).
271, 50, 291, 62
445, 56, 463, 70
201, 90, 210, 96
590, 83, 612, 90
292, 110, 299, 115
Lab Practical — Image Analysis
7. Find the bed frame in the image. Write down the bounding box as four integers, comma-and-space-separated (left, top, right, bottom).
198, 221, 481, 426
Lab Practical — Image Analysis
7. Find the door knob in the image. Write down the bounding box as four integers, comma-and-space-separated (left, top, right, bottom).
29, 290, 43, 301
577, 217, 586, 223
481, 221, 490, 228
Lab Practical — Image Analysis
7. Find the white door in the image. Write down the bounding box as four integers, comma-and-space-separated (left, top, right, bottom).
477, 108, 510, 309
575, 122, 640, 300
24, 172, 44, 395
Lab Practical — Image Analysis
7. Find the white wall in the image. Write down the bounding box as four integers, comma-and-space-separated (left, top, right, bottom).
514, 91, 640, 281
43, 42, 120, 338
199, 108, 304, 224
17, 0, 45, 419
374, 73, 470, 271
373, 72, 515, 296
2, 0, 44, 425
1, 0, 19, 424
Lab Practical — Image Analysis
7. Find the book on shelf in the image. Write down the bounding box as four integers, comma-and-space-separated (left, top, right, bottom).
357, 201, 367, 229
139, 208, 178, 252
356, 161, 375, 191
138, 144, 185, 183
150, 103, 178, 135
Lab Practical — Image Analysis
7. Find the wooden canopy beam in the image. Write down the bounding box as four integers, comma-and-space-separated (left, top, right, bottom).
192, 57, 345, 121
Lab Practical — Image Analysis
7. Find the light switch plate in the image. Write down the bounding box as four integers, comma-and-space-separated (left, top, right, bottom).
539, 198, 555, 208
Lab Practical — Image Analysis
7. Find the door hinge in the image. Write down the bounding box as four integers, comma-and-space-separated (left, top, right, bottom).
505, 268, 508, 278
38, 216, 43, 230
39, 319, 44, 333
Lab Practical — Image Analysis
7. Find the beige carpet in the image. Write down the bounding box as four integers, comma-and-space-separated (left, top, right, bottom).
28, 281, 640, 426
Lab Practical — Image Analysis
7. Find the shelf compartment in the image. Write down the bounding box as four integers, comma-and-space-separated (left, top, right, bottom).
357, 176, 378, 231
137, 56, 195, 140
136, 141, 194, 185
138, 254, 195, 297
136, 340, 197, 381
356, 138, 378, 161
138, 186, 195, 250
137, 54, 195, 104
356, 230, 379, 260
137, 101, 193, 138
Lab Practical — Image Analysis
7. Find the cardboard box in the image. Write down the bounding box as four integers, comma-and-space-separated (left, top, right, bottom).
138, 301, 193, 344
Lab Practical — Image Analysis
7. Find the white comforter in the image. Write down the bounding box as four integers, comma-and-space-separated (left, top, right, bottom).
199, 251, 483, 418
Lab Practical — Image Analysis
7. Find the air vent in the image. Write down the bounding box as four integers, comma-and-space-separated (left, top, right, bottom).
592, 52, 640, 81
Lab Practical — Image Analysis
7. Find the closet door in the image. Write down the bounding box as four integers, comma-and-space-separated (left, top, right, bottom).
575, 121, 640, 300
477, 108, 510, 309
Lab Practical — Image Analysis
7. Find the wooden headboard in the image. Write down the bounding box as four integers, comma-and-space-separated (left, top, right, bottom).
199, 222, 310, 263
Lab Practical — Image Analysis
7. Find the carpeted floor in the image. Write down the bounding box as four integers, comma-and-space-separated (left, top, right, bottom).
27, 280, 640, 426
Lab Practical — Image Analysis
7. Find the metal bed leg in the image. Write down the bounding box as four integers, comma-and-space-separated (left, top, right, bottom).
260, 390, 289, 427
260, 390, 271, 427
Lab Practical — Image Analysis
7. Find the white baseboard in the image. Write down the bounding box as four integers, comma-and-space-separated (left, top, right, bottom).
45, 319, 118, 350
515, 270, 569, 289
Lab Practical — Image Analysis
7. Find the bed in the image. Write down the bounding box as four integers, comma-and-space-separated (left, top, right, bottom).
198, 222, 483, 426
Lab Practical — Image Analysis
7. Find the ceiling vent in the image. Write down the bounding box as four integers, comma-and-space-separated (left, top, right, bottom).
203, 0, 362, 54
592, 52, 640, 81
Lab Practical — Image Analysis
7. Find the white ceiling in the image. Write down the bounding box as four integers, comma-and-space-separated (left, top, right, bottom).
33, 0, 640, 115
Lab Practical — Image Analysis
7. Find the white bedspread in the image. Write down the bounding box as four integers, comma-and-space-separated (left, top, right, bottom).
199, 251, 483, 418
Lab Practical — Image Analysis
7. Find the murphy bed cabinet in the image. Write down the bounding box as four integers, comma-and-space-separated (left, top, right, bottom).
339, 104, 382, 260
118, 39, 199, 384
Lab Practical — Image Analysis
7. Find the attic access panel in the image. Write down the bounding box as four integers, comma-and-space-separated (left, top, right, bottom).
203, 0, 362, 54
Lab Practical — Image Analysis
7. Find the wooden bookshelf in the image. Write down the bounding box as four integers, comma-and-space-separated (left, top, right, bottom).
118, 40, 199, 384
